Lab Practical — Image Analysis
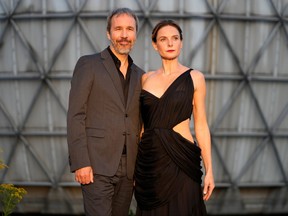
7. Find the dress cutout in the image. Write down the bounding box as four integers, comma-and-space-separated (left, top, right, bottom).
135, 69, 207, 216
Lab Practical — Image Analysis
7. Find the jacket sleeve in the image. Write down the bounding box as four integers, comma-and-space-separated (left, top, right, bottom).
67, 55, 94, 172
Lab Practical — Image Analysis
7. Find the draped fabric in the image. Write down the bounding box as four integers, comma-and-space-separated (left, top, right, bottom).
134, 69, 207, 215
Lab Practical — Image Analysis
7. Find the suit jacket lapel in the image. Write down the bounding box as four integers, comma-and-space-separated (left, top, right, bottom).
126, 65, 138, 109
101, 49, 125, 106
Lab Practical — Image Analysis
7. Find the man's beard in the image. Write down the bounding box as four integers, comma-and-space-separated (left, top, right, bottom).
111, 39, 134, 55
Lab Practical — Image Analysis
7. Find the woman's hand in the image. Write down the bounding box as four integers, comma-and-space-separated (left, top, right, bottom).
203, 171, 215, 201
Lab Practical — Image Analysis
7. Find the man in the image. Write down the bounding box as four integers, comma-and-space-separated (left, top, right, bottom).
67, 8, 144, 216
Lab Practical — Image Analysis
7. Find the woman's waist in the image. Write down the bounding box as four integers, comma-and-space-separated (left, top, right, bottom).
143, 126, 194, 144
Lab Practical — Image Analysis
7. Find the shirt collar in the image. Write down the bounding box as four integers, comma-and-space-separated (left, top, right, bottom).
107, 46, 133, 69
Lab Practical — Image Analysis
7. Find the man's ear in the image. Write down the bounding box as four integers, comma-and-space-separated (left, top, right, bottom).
106, 31, 111, 40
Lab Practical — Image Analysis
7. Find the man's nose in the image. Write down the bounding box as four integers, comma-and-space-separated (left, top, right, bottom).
121, 29, 128, 37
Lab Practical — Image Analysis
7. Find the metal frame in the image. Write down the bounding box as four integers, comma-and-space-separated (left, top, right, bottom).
0, 0, 287, 214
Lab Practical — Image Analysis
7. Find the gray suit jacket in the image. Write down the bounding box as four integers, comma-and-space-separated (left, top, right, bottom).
67, 48, 144, 179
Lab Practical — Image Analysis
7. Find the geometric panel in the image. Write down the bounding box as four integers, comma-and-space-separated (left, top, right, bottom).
0, 0, 287, 214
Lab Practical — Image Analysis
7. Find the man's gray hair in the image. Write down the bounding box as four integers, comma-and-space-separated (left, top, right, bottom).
106, 8, 139, 33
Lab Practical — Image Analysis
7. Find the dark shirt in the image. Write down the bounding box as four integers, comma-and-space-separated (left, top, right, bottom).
107, 47, 133, 154
107, 46, 133, 106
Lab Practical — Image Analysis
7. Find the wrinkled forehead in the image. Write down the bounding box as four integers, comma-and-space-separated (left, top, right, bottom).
111, 13, 136, 26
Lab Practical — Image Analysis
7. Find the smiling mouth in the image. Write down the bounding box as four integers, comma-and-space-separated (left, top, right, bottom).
118, 40, 130, 44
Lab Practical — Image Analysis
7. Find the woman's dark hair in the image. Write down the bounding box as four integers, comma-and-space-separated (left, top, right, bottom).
107, 8, 139, 33
151, 19, 183, 43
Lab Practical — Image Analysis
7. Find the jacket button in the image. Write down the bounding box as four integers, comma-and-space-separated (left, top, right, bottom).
125, 114, 128, 117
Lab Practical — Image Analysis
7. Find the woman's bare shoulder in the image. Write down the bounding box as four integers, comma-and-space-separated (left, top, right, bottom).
190, 69, 204, 77
142, 70, 158, 83
190, 69, 205, 81
190, 69, 206, 90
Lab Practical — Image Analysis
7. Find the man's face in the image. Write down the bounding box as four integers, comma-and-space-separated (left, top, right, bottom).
107, 13, 137, 55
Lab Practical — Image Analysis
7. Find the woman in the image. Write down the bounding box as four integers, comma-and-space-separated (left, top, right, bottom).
134, 20, 215, 215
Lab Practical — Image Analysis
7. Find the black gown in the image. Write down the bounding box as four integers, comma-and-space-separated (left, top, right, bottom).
135, 69, 207, 216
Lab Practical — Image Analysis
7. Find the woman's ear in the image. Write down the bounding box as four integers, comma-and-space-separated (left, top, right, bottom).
152, 42, 158, 51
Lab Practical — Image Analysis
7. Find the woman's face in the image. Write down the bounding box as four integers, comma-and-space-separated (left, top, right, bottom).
153, 25, 183, 60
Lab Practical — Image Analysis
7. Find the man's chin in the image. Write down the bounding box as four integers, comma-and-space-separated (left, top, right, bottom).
117, 48, 131, 55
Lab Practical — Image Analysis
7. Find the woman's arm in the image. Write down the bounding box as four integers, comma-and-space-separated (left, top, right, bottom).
191, 70, 215, 201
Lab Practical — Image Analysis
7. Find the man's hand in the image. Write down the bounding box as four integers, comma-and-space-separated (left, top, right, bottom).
75, 166, 94, 185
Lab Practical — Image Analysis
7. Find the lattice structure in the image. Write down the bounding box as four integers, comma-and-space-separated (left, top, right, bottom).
0, 0, 287, 214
